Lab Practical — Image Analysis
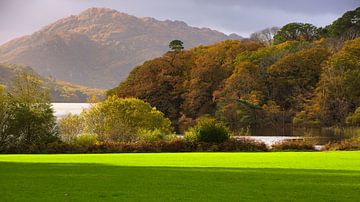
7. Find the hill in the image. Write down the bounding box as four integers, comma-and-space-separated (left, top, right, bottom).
0, 64, 104, 102
109, 37, 360, 132
0, 8, 242, 88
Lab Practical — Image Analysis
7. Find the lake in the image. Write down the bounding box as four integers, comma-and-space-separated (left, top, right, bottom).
52, 103, 91, 118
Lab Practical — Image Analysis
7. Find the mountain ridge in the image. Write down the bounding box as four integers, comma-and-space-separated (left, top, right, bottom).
0, 7, 243, 88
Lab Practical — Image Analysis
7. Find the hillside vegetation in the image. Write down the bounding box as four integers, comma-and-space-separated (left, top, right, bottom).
0, 64, 104, 102
110, 7, 360, 133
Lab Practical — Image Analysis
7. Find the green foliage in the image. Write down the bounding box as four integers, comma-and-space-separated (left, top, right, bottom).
82, 96, 173, 142
74, 133, 97, 147
185, 117, 229, 143
273, 23, 319, 44
217, 99, 263, 132
346, 107, 360, 126
235, 41, 313, 68
184, 127, 200, 143
0, 73, 58, 152
58, 113, 83, 143
0, 85, 9, 146
137, 129, 176, 143
324, 7, 360, 40
169, 40, 184, 51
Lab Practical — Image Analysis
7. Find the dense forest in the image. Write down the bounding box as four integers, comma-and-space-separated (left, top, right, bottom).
109, 7, 360, 134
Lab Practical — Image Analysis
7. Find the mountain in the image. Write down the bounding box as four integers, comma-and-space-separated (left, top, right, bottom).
0, 63, 104, 102
0, 8, 243, 89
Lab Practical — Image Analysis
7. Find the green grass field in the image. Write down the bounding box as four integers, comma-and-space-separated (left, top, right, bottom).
1, 152, 360, 201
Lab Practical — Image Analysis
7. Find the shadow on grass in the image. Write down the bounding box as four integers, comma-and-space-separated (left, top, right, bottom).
0, 162, 359, 202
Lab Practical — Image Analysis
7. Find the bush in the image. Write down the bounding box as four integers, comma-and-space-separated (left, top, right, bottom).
184, 128, 199, 143
74, 133, 97, 147
137, 129, 177, 143
271, 139, 315, 151
185, 117, 229, 143
324, 137, 360, 151
221, 138, 268, 152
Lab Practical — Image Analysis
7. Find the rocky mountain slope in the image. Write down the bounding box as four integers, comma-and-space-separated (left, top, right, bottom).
0, 8, 242, 88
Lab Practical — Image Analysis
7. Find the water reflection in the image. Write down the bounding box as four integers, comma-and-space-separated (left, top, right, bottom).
249, 127, 360, 144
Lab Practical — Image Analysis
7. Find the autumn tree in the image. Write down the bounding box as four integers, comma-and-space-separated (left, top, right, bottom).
315, 37, 360, 125
182, 40, 262, 118
267, 48, 331, 110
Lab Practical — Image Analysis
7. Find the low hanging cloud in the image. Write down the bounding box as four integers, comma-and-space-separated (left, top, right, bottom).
0, 0, 358, 44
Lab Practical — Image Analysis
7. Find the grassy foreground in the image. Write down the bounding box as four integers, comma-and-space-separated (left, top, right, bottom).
0, 152, 360, 201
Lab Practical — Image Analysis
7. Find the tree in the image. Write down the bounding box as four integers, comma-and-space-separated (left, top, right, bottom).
250, 27, 279, 45
267, 48, 331, 110
325, 7, 360, 40
82, 96, 173, 142
216, 99, 263, 132
315, 37, 360, 125
219, 61, 266, 104
2, 73, 57, 151
346, 107, 360, 126
273, 23, 319, 44
0, 85, 10, 149
169, 40, 184, 51
58, 113, 83, 143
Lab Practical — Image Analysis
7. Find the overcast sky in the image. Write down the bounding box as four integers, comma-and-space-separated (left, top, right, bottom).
0, 0, 358, 44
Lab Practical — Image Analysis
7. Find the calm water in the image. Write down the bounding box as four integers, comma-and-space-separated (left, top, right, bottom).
249, 126, 360, 144
52, 103, 91, 118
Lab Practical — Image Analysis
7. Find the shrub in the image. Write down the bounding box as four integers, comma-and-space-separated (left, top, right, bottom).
324, 137, 360, 151
185, 117, 230, 143
197, 122, 229, 143
221, 138, 268, 152
137, 129, 177, 143
74, 133, 97, 147
271, 139, 315, 151
184, 127, 199, 143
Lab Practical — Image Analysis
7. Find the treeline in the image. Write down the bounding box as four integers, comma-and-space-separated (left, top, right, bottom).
109, 7, 360, 133
0, 73, 269, 153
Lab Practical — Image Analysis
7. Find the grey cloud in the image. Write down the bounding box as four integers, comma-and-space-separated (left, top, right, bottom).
0, 0, 358, 44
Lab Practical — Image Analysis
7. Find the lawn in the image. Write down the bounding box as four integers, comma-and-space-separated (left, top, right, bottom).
0, 152, 360, 201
